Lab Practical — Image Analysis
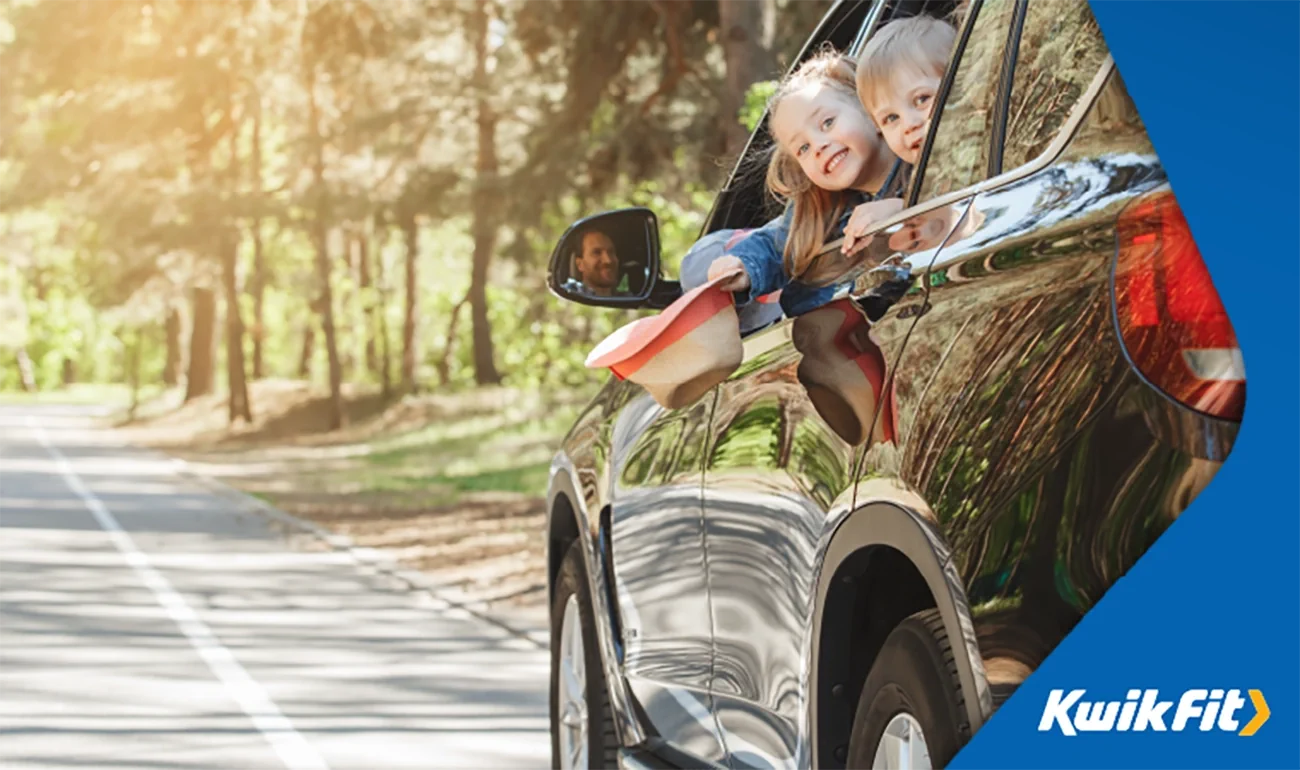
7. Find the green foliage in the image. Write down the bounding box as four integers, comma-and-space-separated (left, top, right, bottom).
0, 0, 831, 417
740, 79, 778, 133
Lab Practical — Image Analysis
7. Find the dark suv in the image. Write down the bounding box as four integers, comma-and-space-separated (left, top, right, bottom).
543, 1, 1244, 768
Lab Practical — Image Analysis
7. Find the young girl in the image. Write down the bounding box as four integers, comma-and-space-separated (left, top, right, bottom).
704, 50, 907, 316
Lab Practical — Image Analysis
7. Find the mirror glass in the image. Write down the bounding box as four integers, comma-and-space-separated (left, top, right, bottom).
550, 209, 657, 305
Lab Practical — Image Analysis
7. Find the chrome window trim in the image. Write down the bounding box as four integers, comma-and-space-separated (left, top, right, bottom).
822, 56, 1117, 255
847, 0, 891, 57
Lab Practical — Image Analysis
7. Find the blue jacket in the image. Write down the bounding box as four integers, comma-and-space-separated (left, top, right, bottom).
728, 162, 907, 317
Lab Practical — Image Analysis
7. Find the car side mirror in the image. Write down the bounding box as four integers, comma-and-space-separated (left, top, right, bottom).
547, 208, 680, 309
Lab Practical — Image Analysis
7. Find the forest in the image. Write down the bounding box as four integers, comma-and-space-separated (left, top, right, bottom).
0, 0, 831, 422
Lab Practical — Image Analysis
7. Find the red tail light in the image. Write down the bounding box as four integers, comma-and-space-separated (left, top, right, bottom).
1113, 190, 1245, 421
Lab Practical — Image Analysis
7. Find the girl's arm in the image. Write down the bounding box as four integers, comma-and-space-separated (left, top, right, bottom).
708, 206, 794, 304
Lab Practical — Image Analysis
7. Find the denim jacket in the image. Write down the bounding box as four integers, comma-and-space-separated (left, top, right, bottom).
728, 161, 907, 317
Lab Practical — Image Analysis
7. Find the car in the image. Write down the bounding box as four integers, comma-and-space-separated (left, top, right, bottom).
542, 0, 1245, 768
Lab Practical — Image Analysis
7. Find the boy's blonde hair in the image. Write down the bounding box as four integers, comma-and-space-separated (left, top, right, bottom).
855, 15, 957, 113
764, 49, 868, 279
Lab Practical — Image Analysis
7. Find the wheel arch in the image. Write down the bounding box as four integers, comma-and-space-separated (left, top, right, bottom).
546, 451, 646, 749
810, 498, 992, 768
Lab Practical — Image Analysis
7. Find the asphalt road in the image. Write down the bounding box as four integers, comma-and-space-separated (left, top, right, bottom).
0, 404, 550, 770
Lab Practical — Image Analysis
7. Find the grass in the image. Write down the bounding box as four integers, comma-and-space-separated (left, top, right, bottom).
105, 378, 592, 511
339, 398, 582, 501
348, 460, 554, 497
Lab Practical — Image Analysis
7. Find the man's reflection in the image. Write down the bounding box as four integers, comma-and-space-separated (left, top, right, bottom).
574, 229, 628, 297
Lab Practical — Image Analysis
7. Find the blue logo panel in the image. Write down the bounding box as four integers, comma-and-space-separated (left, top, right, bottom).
952, 2, 1299, 768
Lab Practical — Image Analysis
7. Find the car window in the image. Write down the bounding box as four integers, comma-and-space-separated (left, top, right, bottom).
1000, 0, 1110, 171
913, 0, 1019, 202
1059, 69, 1154, 163
702, 0, 876, 234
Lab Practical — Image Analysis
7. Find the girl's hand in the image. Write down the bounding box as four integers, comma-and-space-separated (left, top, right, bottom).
708, 255, 751, 292
842, 198, 906, 255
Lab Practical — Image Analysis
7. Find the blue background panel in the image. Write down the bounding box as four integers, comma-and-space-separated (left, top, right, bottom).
951, 2, 1300, 768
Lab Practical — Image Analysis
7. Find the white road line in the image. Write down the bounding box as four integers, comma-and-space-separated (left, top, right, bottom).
27, 418, 331, 770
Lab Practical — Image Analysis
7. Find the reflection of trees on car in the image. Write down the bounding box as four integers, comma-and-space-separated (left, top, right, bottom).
1002, 2, 1109, 170
710, 401, 784, 472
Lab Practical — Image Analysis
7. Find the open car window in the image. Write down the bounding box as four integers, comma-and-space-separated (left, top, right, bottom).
702, 0, 876, 236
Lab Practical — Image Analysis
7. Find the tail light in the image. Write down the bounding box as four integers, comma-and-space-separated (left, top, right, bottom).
1113, 190, 1245, 421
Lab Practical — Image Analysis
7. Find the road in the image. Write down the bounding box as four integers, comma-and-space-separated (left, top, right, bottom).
0, 405, 550, 770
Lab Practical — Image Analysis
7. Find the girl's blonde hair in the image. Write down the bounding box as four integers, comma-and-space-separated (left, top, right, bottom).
855, 15, 958, 113
764, 49, 868, 279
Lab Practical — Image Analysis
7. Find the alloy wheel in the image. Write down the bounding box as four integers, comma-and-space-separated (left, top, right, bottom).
872, 712, 932, 770
557, 594, 588, 769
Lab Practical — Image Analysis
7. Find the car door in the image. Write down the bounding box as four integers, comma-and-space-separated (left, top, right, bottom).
699, 1, 1023, 767
607, 388, 728, 764
859, 0, 1128, 705
606, 3, 888, 763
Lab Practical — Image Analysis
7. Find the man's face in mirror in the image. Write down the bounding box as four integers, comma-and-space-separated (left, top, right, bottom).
575, 230, 621, 296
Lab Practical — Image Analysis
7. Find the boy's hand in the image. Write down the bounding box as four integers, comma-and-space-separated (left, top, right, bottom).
842, 198, 906, 255
708, 255, 751, 292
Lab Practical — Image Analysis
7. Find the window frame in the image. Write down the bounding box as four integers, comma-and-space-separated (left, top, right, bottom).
866, 56, 1117, 241
993, 0, 1112, 176
987, 0, 1029, 176
906, 0, 1025, 207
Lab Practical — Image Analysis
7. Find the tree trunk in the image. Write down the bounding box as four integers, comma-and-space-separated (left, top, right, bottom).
16, 348, 36, 392
331, 228, 353, 381
249, 94, 267, 381
356, 227, 378, 376
400, 213, 419, 391
249, 219, 266, 380
718, 0, 776, 160
436, 293, 469, 386
312, 226, 344, 429
374, 217, 393, 398
298, 319, 315, 379
223, 105, 252, 425
468, 1, 501, 385
163, 306, 182, 386
184, 287, 216, 402
304, 54, 345, 430
126, 329, 142, 421
222, 229, 252, 424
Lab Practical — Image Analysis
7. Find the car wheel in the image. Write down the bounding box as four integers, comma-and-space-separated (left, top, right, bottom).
551, 541, 618, 769
846, 609, 968, 770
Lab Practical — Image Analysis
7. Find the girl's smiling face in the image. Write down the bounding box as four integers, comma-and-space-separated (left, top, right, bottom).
771, 84, 882, 192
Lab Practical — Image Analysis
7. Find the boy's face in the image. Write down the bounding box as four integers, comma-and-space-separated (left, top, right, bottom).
865, 68, 942, 165
771, 84, 882, 192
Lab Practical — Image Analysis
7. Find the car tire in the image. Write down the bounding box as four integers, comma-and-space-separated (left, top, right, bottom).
550, 541, 619, 769
845, 609, 969, 770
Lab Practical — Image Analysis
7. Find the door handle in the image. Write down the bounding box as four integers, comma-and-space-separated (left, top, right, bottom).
855, 255, 912, 292
853, 257, 914, 321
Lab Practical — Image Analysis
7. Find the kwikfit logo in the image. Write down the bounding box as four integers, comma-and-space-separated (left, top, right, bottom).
1038, 689, 1270, 736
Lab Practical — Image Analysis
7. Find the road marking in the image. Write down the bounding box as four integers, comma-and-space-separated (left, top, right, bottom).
28, 419, 331, 770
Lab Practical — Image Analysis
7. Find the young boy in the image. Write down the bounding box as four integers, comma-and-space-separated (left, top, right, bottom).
841, 15, 957, 254
857, 15, 957, 166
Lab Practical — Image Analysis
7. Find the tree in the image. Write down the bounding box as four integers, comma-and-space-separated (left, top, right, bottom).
184, 287, 216, 402
398, 207, 419, 391
468, 1, 501, 385
718, 0, 778, 160
301, 1, 346, 430
248, 93, 269, 381
163, 305, 183, 386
